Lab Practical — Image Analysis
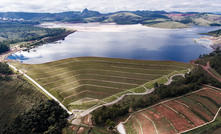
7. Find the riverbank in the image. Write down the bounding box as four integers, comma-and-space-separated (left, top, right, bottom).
200, 36, 221, 50
23, 29, 76, 51
1, 29, 76, 63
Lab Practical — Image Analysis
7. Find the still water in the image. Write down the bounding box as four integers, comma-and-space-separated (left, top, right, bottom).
8, 23, 220, 64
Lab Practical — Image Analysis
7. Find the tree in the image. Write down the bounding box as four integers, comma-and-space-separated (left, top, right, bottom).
109, 121, 115, 130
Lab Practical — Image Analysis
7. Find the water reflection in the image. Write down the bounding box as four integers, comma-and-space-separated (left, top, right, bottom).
8, 23, 220, 64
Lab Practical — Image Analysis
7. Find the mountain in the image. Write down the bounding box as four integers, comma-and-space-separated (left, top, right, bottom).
0, 9, 221, 28
81, 8, 101, 17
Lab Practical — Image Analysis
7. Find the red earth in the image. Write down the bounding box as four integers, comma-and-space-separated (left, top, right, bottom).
134, 113, 157, 134
153, 104, 194, 132
164, 100, 205, 126
142, 109, 177, 134
177, 97, 213, 121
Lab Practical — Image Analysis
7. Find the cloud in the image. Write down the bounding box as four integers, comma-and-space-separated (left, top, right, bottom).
0, 0, 220, 13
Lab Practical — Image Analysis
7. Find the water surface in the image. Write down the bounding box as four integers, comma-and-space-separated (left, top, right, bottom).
8, 23, 220, 63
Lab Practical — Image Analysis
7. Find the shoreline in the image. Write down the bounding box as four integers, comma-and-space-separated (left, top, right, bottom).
200, 36, 221, 50
2, 30, 75, 63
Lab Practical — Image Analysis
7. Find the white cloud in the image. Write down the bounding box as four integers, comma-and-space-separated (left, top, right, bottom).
0, 0, 220, 13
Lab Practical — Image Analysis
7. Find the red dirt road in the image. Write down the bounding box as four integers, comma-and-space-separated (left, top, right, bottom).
191, 60, 221, 82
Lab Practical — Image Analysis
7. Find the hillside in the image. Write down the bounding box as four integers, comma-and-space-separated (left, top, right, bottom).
0, 75, 47, 133
102, 12, 142, 24
11, 57, 191, 113
123, 86, 221, 134
206, 29, 221, 37
179, 14, 221, 26
1, 10, 221, 29
143, 19, 188, 29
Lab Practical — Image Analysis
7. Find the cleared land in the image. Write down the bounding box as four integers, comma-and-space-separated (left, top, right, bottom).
11, 57, 190, 111
123, 87, 221, 134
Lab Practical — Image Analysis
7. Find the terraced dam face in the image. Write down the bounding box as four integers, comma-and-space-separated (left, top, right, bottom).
12, 57, 191, 111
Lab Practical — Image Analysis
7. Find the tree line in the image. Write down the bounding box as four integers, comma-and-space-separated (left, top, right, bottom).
92, 66, 221, 125
0, 41, 10, 54
4, 100, 69, 134
0, 62, 12, 75
210, 52, 221, 74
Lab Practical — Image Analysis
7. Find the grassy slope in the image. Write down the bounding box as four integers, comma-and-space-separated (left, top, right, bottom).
144, 19, 189, 29
182, 14, 221, 26
102, 12, 142, 24
0, 24, 48, 41
12, 57, 191, 110
0, 77, 47, 133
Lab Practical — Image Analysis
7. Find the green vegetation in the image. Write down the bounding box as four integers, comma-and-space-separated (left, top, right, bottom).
205, 29, 221, 37
103, 12, 143, 24
0, 23, 66, 42
0, 73, 47, 132
0, 62, 12, 74
179, 14, 221, 27
5, 100, 69, 134
144, 20, 188, 29
63, 125, 118, 134
197, 50, 221, 75
0, 41, 10, 54
210, 52, 221, 74
209, 68, 221, 79
184, 112, 221, 134
1, 10, 221, 29
12, 57, 191, 111
0, 62, 69, 133
172, 75, 184, 81
0, 23, 74, 52
92, 66, 221, 125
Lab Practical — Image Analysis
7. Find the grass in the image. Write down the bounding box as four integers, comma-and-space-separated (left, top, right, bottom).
143, 76, 168, 89
116, 90, 134, 97
194, 57, 212, 66
144, 20, 189, 29
209, 68, 221, 79
0, 77, 47, 133
103, 96, 118, 103
124, 118, 138, 134
131, 86, 146, 93
172, 75, 184, 81
12, 57, 191, 111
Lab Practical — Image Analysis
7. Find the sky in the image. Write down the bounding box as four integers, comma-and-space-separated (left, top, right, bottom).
0, 0, 221, 13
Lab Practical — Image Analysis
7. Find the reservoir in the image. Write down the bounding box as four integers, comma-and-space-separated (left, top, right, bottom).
8, 23, 220, 64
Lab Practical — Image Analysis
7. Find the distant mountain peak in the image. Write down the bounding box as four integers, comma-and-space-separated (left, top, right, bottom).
82, 8, 89, 13
81, 8, 101, 17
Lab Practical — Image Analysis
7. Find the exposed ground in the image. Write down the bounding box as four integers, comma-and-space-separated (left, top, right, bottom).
122, 86, 221, 134
11, 57, 191, 112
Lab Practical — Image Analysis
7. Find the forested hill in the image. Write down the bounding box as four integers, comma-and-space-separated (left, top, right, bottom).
0, 63, 68, 133
1, 9, 221, 27
206, 29, 221, 36
0, 22, 74, 55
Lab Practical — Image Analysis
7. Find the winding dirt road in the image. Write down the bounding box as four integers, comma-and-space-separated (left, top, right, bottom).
78, 72, 189, 119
